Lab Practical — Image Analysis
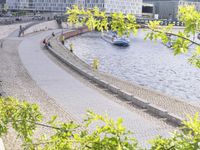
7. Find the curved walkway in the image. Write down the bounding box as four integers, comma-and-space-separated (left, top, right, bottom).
50, 31, 200, 121
0, 29, 74, 150
18, 30, 176, 147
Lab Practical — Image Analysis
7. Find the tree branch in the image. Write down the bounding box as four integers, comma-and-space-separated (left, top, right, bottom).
12, 120, 71, 133
152, 29, 200, 47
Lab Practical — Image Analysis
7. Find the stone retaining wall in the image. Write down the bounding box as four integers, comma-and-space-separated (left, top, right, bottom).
46, 28, 185, 126
61, 26, 89, 40
24, 20, 59, 36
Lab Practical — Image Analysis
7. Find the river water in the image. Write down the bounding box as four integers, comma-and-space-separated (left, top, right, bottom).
66, 30, 200, 105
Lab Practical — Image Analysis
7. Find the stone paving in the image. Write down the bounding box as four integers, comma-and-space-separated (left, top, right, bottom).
18, 30, 177, 147
49, 30, 200, 120
0, 22, 35, 150
0, 30, 75, 149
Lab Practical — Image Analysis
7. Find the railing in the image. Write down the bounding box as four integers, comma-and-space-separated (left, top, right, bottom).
137, 19, 184, 27
18, 21, 45, 37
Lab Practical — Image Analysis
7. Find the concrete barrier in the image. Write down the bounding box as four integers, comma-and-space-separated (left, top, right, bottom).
132, 96, 150, 109
19, 21, 44, 37
166, 113, 183, 126
23, 20, 59, 36
117, 90, 132, 101
107, 85, 120, 94
46, 28, 185, 126
147, 104, 168, 118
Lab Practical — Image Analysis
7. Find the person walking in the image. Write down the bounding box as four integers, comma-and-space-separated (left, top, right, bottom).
69, 43, 73, 53
61, 35, 65, 45
18, 25, 22, 37
0, 40, 3, 48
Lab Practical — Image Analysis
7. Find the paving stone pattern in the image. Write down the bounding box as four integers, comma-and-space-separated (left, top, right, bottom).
49, 29, 200, 120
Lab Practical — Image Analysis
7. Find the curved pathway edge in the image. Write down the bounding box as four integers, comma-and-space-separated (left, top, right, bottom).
47, 28, 200, 126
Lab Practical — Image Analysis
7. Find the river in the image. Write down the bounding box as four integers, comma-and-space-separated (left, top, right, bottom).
66, 29, 200, 105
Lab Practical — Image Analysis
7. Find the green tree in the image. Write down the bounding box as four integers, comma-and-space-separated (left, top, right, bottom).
0, 97, 200, 149
0, 97, 139, 150
66, 5, 200, 68
150, 113, 200, 150
66, 5, 138, 37
144, 6, 200, 68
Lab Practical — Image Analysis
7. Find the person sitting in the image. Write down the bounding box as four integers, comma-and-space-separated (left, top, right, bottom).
52, 32, 55, 37
43, 39, 47, 47
47, 41, 52, 48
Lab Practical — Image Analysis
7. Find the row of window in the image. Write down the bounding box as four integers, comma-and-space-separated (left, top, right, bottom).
7, 0, 142, 14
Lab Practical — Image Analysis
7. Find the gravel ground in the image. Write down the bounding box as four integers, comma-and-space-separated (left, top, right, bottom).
0, 29, 177, 149
0, 37, 76, 149
0, 25, 193, 149
49, 31, 200, 120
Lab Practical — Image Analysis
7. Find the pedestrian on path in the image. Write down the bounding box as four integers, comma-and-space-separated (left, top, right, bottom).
43, 39, 47, 47
0, 40, 3, 48
52, 32, 55, 37
69, 43, 73, 53
19, 25, 25, 37
61, 35, 65, 45
19, 25, 22, 37
47, 41, 52, 48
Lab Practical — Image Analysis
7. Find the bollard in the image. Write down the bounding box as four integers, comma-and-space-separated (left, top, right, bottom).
69, 43, 73, 53
93, 59, 99, 70
60, 35, 65, 45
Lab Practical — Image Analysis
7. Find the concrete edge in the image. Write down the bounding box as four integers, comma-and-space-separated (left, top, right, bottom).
0, 139, 5, 150
19, 21, 44, 37
0, 84, 5, 150
45, 31, 184, 126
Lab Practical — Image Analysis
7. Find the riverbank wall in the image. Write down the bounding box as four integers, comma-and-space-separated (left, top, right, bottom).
46, 28, 200, 126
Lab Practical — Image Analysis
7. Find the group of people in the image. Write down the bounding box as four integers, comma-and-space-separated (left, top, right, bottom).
43, 32, 74, 53
42, 32, 56, 47
43, 39, 52, 48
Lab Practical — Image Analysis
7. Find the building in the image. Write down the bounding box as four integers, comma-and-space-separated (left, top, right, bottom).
82, 0, 142, 16
0, 0, 6, 12
143, 0, 200, 20
4, 0, 142, 16
6, 0, 68, 12
142, 3, 155, 18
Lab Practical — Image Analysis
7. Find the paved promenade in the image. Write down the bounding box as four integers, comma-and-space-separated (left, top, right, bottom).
49, 31, 200, 121
0, 22, 34, 150
0, 30, 75, 150
18, 30, 176, 147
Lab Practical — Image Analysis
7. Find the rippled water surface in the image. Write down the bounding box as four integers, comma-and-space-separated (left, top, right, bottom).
66, 30, 200, 104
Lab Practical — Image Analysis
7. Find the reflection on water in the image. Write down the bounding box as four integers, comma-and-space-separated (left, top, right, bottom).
66, 30, 200, 104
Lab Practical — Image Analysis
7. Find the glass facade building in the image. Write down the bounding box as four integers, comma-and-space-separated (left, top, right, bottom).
5, 0, 142, 16
143, 0, 200, 19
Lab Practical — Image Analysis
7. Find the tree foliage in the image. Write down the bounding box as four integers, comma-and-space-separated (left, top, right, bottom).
150, 113, 200, 150
0, 97, 200, 149
145, 6, 200, 68
67, 5, 200, 68
66, 5, 138, 37
0, 97, 138, 150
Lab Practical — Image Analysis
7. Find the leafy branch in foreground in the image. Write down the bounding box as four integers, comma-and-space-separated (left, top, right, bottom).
150, 113, 200, 150
66, 5, 138, 37
0, 97, 138, 150
67, 5, 200, 68
0, 97, 199, 149
145, 5, 200, 68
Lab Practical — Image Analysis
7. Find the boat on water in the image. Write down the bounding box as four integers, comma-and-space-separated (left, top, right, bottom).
113, 38, 129, 46
101, 31, 130, 47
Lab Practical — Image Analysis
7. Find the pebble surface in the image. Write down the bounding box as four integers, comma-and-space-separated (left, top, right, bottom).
0, 26, 75, 150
